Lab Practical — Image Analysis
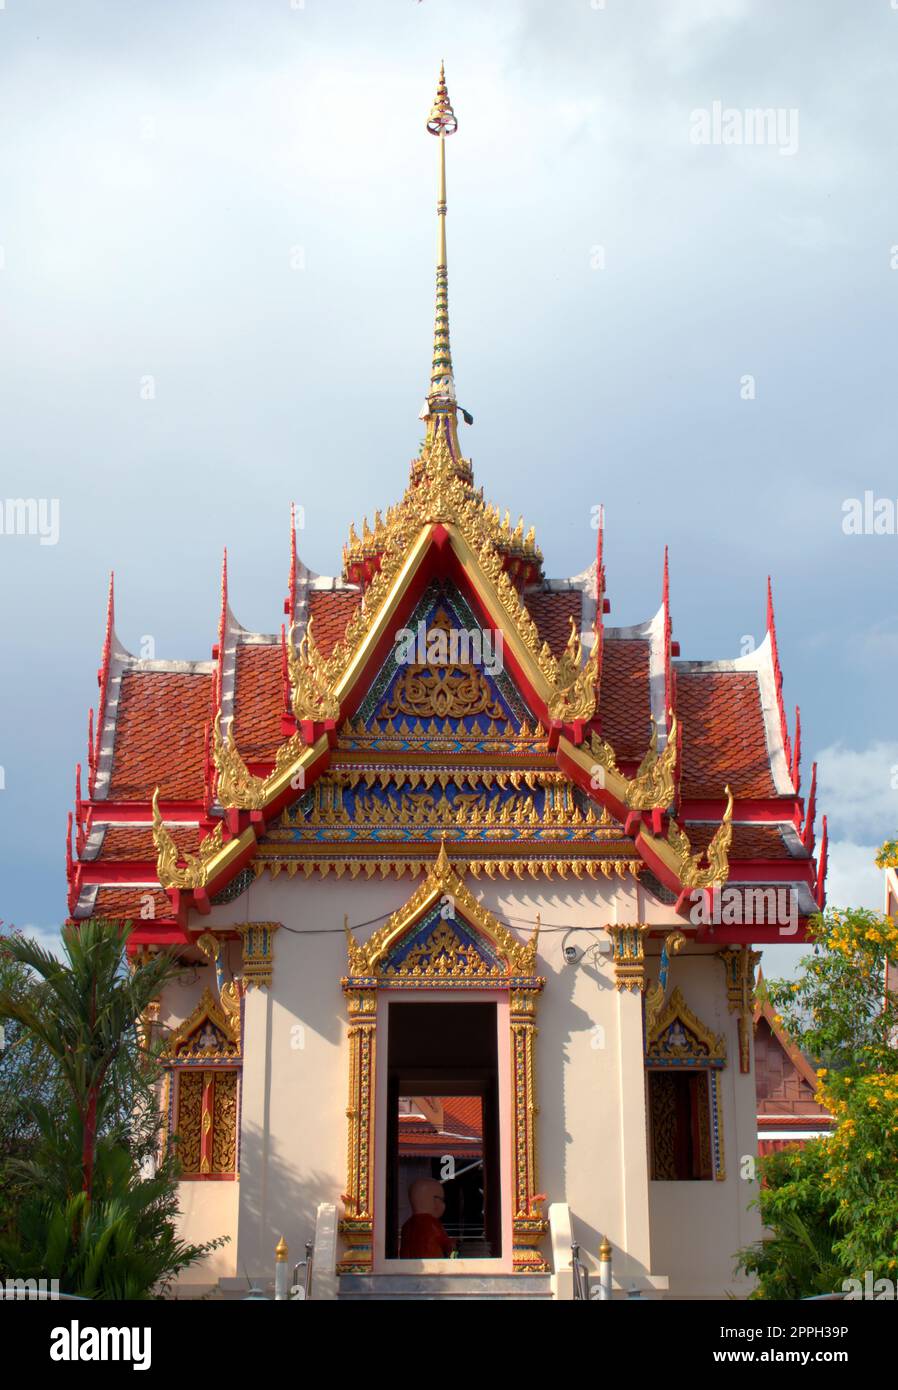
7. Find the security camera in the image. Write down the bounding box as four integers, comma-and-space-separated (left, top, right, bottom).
563, 944, 580, 964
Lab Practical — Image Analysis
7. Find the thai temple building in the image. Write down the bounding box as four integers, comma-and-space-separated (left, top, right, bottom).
753, 974, 833, 1157
66, 68, 827, 1299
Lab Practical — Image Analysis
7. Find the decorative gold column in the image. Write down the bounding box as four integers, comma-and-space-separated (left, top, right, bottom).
235, 922, 280, 990
337, 984, 377, 1273
605, 923, 652, 992
719, 946, 761, 1073
510, 986, 548, 1271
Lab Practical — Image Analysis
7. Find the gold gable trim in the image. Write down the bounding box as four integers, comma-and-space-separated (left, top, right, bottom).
344, 841, 540, 979
165, 986, 241, 1060
645, 986, 726, 1068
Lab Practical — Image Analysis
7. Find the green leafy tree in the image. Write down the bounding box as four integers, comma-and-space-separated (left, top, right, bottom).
0, 919, 180, 1201
737, 895, 898, 1295
737, 1144, 844, 1300
0, 929, 66, 1167
0, 919, 225, 1297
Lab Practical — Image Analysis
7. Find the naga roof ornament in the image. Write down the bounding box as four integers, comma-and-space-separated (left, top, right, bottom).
213, 712, 269, 810
212, 712, 304, 812
547, 618, 600, 723
667, 785, 735, 890
151, 788, 226, 891
288, 615, 341, 723
626, 711, 678, 811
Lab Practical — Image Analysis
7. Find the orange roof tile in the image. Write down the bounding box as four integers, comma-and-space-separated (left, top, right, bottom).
233, 645, 283, 760
599, 639, 651, 760
678, 671, 774, 799
526, 590, 583, 658
96, 825, 202, 861
92, 887, 172, 921
108, 671, 212, 801
687, 823, 793, 859
441, 1095, 483, 1134
309, 591, 360, 659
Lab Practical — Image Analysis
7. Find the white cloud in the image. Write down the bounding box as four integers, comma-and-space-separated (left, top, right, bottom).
813, 741, 895, 912
758, 838, 884, 983
2, 924, 66, 961
824, 839, 883, 912
816, 740, 898, 844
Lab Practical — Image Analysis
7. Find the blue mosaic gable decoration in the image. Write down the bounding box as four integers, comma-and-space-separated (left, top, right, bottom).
271, 777, 615, 848
379, 901, 503, 975
356, 582, 534, 732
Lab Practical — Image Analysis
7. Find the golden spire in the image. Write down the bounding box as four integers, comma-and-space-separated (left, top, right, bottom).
425, 63, 461, 428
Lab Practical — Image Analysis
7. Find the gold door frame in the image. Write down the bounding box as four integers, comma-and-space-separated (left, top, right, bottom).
338, 846, 547, 1273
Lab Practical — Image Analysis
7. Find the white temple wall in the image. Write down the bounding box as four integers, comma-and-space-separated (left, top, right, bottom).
646, 952, 762, 1297
161, 871, 762, 1296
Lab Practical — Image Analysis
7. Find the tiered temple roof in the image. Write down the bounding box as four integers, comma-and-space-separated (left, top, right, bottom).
68, 531, 825, 941
66, 66, 826, 945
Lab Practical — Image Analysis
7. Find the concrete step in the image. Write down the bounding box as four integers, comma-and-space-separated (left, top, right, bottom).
338, 1273, 553, 1300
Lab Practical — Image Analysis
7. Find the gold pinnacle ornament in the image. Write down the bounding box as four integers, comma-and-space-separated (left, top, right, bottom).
426, 62, 458, 413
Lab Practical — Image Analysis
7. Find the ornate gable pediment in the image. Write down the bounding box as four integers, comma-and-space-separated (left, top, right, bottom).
381, 910, 505, 980
253, 583, 637, 873
165, 987, 241, 1061
645, 986, 726, 1069
349, 583, 535, 744
343, 843, 542, 987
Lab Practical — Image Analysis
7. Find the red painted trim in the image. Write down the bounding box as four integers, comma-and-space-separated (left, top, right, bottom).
91, 573, 115, 799
816, 815, 828, 910
694, 923, 811, 944
125, 925, 193, 947
766, 577, 795, 789
726, 861, 816, 886
84, 800, 206, 825
801, 761, 817, 853
757, 1116, 833, 1130
179, 1173, 238, 1181
87, 706, 95, 795
680, 799, 803, 825
78, 863, 164, 884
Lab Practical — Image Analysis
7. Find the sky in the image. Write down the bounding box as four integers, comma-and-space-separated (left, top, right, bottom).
1, 0, 897, 963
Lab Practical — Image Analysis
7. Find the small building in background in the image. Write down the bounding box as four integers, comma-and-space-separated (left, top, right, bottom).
754, 979, 833, 1156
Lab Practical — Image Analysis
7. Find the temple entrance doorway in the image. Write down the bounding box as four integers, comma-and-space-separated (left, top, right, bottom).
384, 1001, 502, 1260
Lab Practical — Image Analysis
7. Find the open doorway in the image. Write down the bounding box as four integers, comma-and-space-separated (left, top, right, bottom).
385, 1002, 501, 1260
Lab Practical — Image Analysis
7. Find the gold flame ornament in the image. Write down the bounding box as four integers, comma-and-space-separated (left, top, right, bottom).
288, 616, 341, 723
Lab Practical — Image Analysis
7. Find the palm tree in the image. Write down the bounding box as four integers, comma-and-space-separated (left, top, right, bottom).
0, 920, 182, 1203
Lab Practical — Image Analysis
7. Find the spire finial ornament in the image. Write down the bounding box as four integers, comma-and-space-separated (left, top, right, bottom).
427, 62, 456, 409
427, 60, 458, 138
418, 63, 472, 482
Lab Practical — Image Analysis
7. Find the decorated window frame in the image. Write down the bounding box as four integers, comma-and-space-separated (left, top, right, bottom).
162, 987, 242, 1181
645, 986, 726, 1182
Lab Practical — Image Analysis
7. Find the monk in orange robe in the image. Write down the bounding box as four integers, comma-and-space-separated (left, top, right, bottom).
400, 1178, 455, 1258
